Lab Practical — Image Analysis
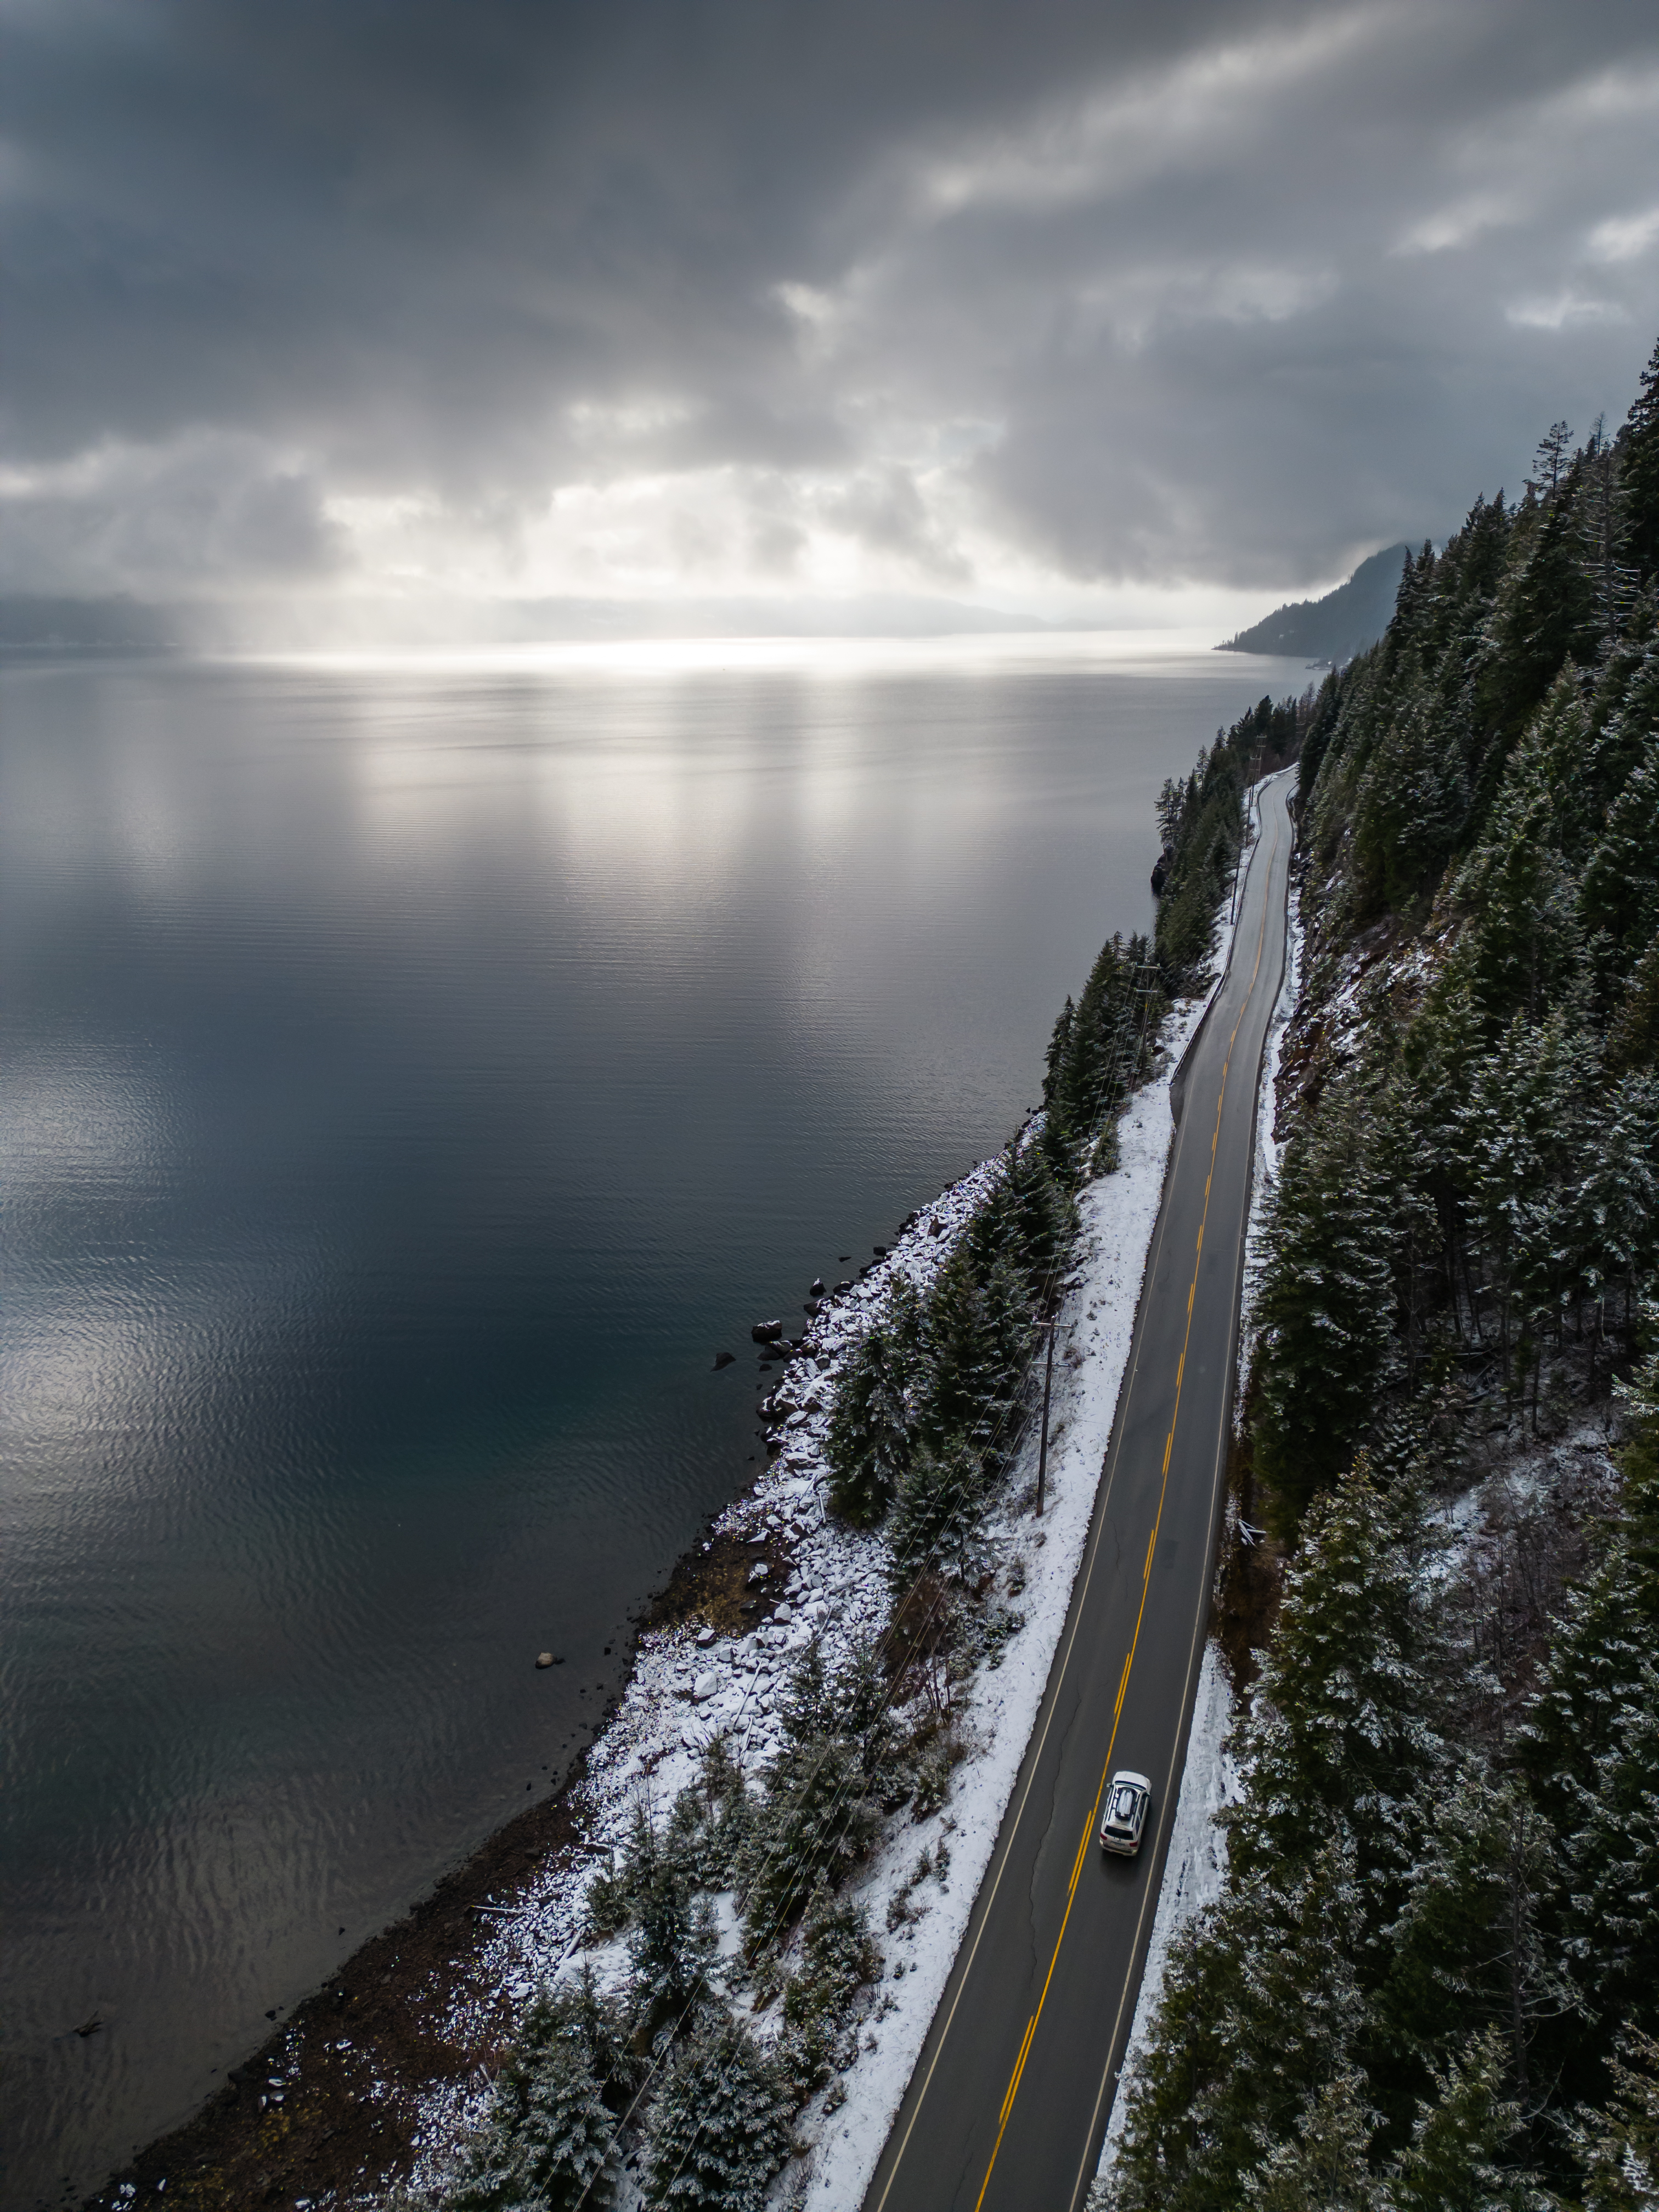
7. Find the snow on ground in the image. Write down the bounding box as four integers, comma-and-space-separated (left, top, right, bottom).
396, 842, 1261, 2208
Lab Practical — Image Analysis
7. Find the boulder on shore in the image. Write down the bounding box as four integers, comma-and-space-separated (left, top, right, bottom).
751, 1319, 785, 1343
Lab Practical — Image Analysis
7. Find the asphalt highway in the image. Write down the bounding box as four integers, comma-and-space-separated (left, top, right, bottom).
863, 771, 1295, 2212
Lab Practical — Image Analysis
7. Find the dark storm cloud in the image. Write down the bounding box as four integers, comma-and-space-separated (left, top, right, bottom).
4, 0, 1659, 601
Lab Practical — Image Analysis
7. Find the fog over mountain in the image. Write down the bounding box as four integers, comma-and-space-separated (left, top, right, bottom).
4, 0, 1659, 631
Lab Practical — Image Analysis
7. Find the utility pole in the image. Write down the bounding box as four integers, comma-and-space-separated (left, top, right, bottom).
1035, 1319, 1056, 1516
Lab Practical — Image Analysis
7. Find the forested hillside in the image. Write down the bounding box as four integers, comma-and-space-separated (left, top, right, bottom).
1217, 543, 1412, 665
1107, 348, 1659, 2207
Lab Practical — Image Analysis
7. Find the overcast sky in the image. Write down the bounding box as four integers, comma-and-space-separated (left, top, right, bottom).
4, 0, 1659, 626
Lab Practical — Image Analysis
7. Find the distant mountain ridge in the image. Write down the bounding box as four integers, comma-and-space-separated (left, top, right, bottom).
1216, 543, 1412, 663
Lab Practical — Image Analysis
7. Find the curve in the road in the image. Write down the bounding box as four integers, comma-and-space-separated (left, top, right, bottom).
864, 771, 1295, 2212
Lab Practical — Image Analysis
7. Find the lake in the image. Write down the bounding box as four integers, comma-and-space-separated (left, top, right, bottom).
0, 634, 1306, 2207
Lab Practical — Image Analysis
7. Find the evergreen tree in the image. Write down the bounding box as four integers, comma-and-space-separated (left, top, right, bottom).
918, 1241, 1030, 1469
626, 1822, 715, 2032
1001, 1136, 1077, 1294
1053, 933, 1138, 1148
1475, 474, 1600, 771
1579, 432, 1640, 641
739, 1648, 881, 1945
1449, 674, 1589, 1028
1568, 2032, 1659, 2210
1622, 336, 1659, 583
780, 1893, 881, 2083
1530, 421, 1574, 498
1226, 1460, 1443, 1926
1455, 1013, 1595, 1380
1571, 1073, 1659, 1353
1297, 667, 1347, 811
444, 1986, 617, 2212
642, 2015, 791, 2211
1104, 1842, 1369, 2212
1610, 937, 1659, 1073
886, 1433, 985, 1590
1244, 2066, 1380, 2212
1517, 1336, 1659, 2103
1377, 1767, 1567, 2107
1581, 735, 1659, 967
1351, 688, 1469, 915
1381, 2026, 1543, 2212
1154, 740, 1247, 993
1582, 623, 1659, 815
1043, 996, 1076, 1115
824, 1319, 913, 1527
1252, 1087, 1398, 1536
1561, 1663, 1659, 2049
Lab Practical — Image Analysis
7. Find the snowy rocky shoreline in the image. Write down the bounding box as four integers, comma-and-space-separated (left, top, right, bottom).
381, 842, 1262, 2210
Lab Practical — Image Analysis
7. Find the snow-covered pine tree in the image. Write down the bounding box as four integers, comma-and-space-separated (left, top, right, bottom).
1621, 335, 1659, 584
738, 1646, 880, 1947
1251, 1087, 1399, 1536
1559, 1663, 1659, 2053
1000, 1136, 1076, 1295
1242, 2064, 1379, 2212
1054, 932, 1134, 1147
779, 1892, 881, 2084
1567, 2031, 1659, 2211
824, 1317, 913, 1527
1350, 686, 1470, 916
1570, 1071, 1659, 1356
1375, 1765, 1567, 2113
1447, 679, 1588, 1029
1104, 1839, 1370, 2212
1610, 936, 1659, 1073
1517, 1334, 1659, 2106
443, 1987, 617, 2212
642, 2014, 792, 2211
1043, 996, 1076, 1119
918, 1243, 997, 1454
1580, 733, 1659, 969
625, 1818, 715, 2032
885, 1434, 984, 1590
1474, 469, 1600, 771
1381, 2025, 1544, 2212
1225, 1458, 1444, 1934
1456, 1012, 1595, 1393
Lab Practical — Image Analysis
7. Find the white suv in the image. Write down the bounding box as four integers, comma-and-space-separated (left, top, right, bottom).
1099, 1770, 1152, 1857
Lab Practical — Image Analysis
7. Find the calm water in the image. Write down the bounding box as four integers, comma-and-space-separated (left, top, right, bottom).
0, 637, 1305, 2207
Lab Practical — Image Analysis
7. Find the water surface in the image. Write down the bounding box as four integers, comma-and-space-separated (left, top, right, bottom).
0, 637, 1306, 2206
